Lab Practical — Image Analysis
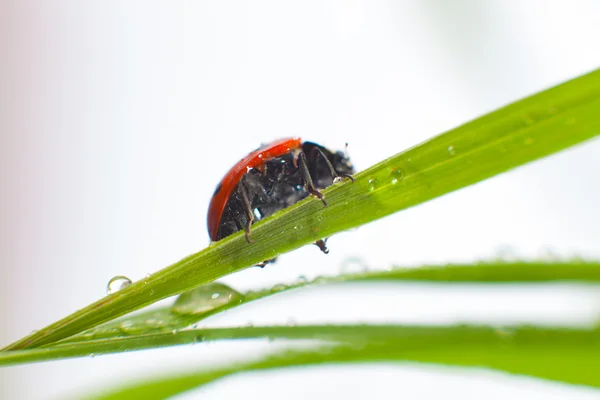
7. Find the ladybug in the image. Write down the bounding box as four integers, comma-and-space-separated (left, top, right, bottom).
207, 137, 354, 255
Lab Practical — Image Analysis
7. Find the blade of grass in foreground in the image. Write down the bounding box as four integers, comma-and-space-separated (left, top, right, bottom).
87, 325, 600, 400
4, 68, 600, 351
0, 261, 598, 365
53, 260, 600, 346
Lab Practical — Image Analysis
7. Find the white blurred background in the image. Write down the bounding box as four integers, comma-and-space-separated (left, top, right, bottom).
1, 1, 600, 399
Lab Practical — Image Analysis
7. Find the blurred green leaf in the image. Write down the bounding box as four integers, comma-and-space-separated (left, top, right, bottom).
88, 324, 600, 399
1, 261, 599, 366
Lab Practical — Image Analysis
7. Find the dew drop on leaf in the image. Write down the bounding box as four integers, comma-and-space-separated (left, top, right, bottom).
106, 275, 132, 295
171, 283, 244, 316
368, 178, 380, 191
340, 257, 369, 274
271, 283, 288, 293
390, 168, 404, 184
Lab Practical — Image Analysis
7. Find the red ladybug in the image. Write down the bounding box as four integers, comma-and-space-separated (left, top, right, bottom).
207, 137, 354, 254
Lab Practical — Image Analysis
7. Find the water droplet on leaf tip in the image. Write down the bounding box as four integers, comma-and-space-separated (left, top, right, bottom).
106, 275, 132, 295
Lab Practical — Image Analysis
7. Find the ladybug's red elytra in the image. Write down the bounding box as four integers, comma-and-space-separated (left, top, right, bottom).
207, 137, 354, 255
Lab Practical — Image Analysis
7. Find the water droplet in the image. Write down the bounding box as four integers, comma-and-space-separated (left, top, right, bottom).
523, 114, 535, 125
569, 253, 586, 263
90, 353, 96, 358
539, 246, 560, 262
390, 168, 404, 184
106, 275, 132, 295
495, 326, 516, 340
296, 275, 308, 284
145, 318, 166, 328
171, 283, 244, 316
341, 257, 369, 274
447, 146, 456, 156
271, 283, 288, 292
287, 318, 297, 327
493, 245, 520, 262
523, 137, 534, 145
368, 178, 380, 191
119, 321, 134, 333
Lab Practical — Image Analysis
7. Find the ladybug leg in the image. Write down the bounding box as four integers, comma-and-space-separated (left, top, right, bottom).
256, 257, 277, 268
311, 147, 355, 183
297, 151, 327, 206
314, 239, 329, 254
237, 178, 255, 244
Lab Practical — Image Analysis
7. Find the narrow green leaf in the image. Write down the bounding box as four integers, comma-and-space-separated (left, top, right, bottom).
57, 260, 600, 345
87, 325, 600, 399
0, 261, 598, 366
4, 68, 600, 351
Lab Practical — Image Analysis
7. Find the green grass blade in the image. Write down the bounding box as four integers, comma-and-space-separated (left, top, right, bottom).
55, 260, 600, 345
3, 325, 600, 373
4, 68, 600, 351
87, 325, 600, 400
0, 261, 598, 365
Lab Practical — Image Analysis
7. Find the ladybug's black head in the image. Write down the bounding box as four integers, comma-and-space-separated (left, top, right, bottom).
301, 141, 355, 188
330, 148, 354, 176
